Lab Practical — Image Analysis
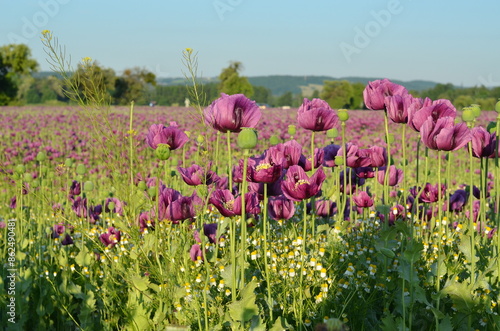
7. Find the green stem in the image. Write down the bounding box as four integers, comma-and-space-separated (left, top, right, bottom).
226, 131, 233, 191
128, 101, 135, 219
240, 150, 249, 291
262, 183, 273, 322
467, 139, 476, 283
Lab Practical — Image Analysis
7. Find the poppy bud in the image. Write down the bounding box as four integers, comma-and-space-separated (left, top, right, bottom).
84, 181, 94, 191
269, 135, 280, 146
487, 121, 496, 134
327, 128, 338, 138
237, 128, 258, 149
461, 108, 475, 122
15, 164, 25, 174
36, 151, 47, 162
137, 181, 147, 191
76, 164, 86, 175
65, 158, 73, 167
288, 125, 296, 136
495, 100, 500, 113
155, 144, 171, 160
23, 173, 33, 182
338, 109, 349, 121
470, 104, 481, 118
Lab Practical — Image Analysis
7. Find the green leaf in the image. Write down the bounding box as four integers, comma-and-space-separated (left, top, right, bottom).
402, 241, 423, 263
131, 275, 150, 292
457, 234, 479, 263
75, 245, 92, 266
228, 280, 259, 323
441, 281, 479, 312
439, 315, 453, 331
269, 316, 292, 331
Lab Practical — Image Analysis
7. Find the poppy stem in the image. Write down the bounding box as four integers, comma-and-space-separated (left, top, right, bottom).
226, 131, 233, 191
262, 183, 274, 321
467, 139, 476, 284
240, 150, 249, 291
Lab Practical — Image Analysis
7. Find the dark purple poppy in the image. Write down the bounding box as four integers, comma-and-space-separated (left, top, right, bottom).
470, 126, 495, 158
368, 146, 387, 168
203, 93, 261, 133
51, 222, 75, 245
323, 144, 341, 167
298, 148, 324, 172
194, 223, 219, 244
363, 79, 409, 110
69, 180, 81, 196
178, 164, 218, 186
164, 193, 201, 223
268, 196, 296, 221
146, 124, 189, 150
297, 98, 339, 132
158, 187, 182, 221
248, 174, 284, 198
99, 227, 121, 248
352, 191, 374, 208
449, 189, 468, 212
411, 183, 445, 203
339, 169, 365, 194
267, 140, 303, 169
310, 199, 337, 217
137, 211, 155, 233
281, 165, 326, 201
377, 166, 403, 186
244, 155, 283, 183
209, 190, 261, 217
420, 116, 471, 151
354, 167, 375, 179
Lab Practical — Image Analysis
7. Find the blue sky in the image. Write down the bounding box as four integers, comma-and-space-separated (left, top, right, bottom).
1, 0, 499, 87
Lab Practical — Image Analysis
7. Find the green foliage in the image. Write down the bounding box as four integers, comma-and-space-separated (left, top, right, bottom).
113, 67, 156, 105
218, 61, 254, 97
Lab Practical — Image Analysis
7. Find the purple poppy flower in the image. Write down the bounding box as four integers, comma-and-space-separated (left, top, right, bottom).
339, 169, 365, 194
385, 94, 417, 124
297, 98, 339, 132
190, 244, 203, 262
268, 196, 296, 221
377, 166, 403, 186
69, 180, 81, 196
194, 223, 219, 244
420, 116, 471, 151
309, 199, 337, 217
158, 187, 182, 221
99, 227, 121, 248
470, 126, 495, 158
267, 140, 302, 169
244, 155, 283, 183
449, 189, 468, 212
409, 102, 457, 132
203, 93, 261, 133
281, 165, 326, 201
137, 211, 155, 233
146, 124, 189, 150
378, 204, 405, 225
411, 183, 445, 203
209, 190, 261, 217
354, 167, 375, 179
248, 174, 284, 198
352, 191, 374, 208
368, 145, 387, 168
323, 144, 341, 167
178, 164, 218, 186
164, 193, 201, 223
105, 197, 125, 216
298, 148, 324, 171
363, 79, 409, 110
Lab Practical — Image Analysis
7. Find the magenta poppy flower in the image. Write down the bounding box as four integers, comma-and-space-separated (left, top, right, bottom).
377, 166, 403, 186
310, 199, 337, 217
194, 223, 219, 244
385, 94, 417, 124
410, 183, 445, 203
146, 124, 189, 150
281, 165, 326, 201
99, 227, 121, 248
137, 211, 155, 232
209, 190, 261, 217
297, 98, 339, 132
69, 180, 81, 196
368, 145, 387, 168
105, 197, 125, 216
178, 164, 218, 186
298, 148, 324, 171
158, 187, 182, 221
244, 155, 283, 183
164, 194, 199, 223
352, 191, 374, 208
363, 79, 408, 110
203, 93, 261, 133
267, 140, 303, 169
268, 196, 296, 221
409, 101, 456, 132
470, 126, 495, 158
420, 116, 471, 151
339, 169, 365, 194
354, 166, 375, 179
190, 244, 203, 262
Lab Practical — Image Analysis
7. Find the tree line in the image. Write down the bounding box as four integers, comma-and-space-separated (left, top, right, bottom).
1, 44, 499, 109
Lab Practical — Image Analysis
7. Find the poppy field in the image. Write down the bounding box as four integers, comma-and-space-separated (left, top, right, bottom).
2, 46, 500, 330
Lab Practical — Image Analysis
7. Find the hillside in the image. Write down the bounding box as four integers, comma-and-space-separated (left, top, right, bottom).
156, 75, 439, 95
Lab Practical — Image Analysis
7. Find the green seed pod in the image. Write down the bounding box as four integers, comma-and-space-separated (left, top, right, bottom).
15, 164, 26, 174
147, 186, 157, 198
23, 172, 33, 182
287, 125, 296, 136
487, 121, 496, 134
155, 144, 171, 160
338, 109, 349, 122
470, 104, 481, 118
83, 181, 94, 191
76, 164, 87, 175
327, 128, 338, 139
65, 158, 73, 167
196, 134, 204, 144
269, 135, 280, 146
31, 179, 40, 188
107, 202, 115, 211
237, 128, 258, 149
495, 100, 500, 113
461, 108, 475, 122
137, 181, 147, 191
36, 151, 47, 162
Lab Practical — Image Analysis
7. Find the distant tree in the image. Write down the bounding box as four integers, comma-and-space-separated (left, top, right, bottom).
311, 89, 320, 99
350, 82, 366, 109
252, 86, 271, 104
24, 75, 65, 104
0, 44, 38, 105
276, 91, 293, 107
218, 61, 254, 97
113, 67, 156, 105
321, 80, 353, 109
65, 60, 116, 105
